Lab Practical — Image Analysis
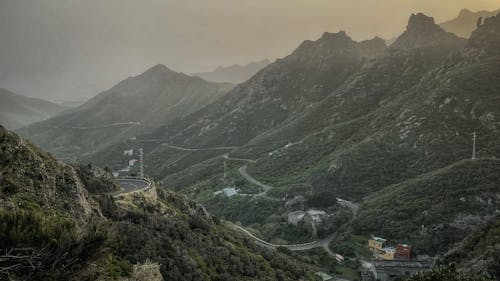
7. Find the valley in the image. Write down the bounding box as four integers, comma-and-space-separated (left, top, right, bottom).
3, 4, 500, 281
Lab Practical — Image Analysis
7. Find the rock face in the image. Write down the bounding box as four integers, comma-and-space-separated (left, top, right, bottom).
0, 125, 99, 222
392, 13, 466, 49
469, 13, 500, 55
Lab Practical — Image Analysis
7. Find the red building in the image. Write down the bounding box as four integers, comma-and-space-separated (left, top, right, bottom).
394, 244, 412, 260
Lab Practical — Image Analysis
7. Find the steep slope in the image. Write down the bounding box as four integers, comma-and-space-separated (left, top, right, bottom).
0, 88, 67, 129
20, 65, 233, 160
0, 126, 318, 280
440, 8, 500, 38
78, 32, 386, 181
440, 215, 500, 280
193, 59, 271, 84
148, 13, 500, 251
352, 159, 500, 255
154, 32, 386, 149
235, 12, 471, 198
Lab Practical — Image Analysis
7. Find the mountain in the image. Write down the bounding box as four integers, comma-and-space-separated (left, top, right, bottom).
392, 13, 466, 49
16, 12, 500, 279
0, 125, 318, 280
440, 8, 500, 38
20, 65, 233, 160
79, 31, 386, 183
95, 12, 500, 262
0, 88, 67, 129
193, 59, 271, 84
157, 32, 386, 149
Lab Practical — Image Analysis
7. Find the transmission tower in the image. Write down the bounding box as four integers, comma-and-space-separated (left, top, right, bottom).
472, 132, 477, 160
139, 148, 144, 177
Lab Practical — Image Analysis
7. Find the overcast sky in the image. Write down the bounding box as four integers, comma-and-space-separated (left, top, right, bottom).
1, 0, 499, 101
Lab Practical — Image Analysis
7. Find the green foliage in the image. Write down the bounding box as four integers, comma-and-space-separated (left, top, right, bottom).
352, 159, 500, 254
104, 254, 133, 279
409, 264, 492, 281
0, 209, 76, 248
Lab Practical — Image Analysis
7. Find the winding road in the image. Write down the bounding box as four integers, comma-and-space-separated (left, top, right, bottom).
238, 165, 272, 196
112, 177, 153, 196
231, 163, 360, 256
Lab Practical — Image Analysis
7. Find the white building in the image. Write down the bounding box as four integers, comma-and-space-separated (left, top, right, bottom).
287, 210, 306, 225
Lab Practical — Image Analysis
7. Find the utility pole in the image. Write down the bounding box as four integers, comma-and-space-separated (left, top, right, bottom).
139, 148, 144, 177
472, 132, 477, 160
223, 161, 227, 179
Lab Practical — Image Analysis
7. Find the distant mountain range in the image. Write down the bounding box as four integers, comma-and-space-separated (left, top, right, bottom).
193, 59, 271, 84
0, 88, 68, 129
440, 8, 500, 38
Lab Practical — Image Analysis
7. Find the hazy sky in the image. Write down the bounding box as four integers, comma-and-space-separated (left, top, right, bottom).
1, 0, 499, 101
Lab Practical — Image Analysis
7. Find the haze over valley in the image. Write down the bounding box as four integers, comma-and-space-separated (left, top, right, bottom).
2, 1, 500, 280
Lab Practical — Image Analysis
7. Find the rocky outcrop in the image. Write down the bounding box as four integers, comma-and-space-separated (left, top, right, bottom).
469, 13, 500, 55
392, 13, 466, 49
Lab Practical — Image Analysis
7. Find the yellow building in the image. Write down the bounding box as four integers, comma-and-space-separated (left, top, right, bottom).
368, 237, 387, 251
368, 237, 395, 261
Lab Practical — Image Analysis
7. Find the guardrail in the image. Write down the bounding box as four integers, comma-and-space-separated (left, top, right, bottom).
113, 177, 154, 196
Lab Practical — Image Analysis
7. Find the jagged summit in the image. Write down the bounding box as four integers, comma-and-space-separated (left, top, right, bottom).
392, 13, 466, 50
320, 30, 350, 40
292, 30, 386, 60
469, 13, 500, 54
407, 13, 437, 32
143, 63, 176, 76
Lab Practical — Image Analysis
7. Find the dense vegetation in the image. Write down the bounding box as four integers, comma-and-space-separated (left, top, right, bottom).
0, 126, 319, 280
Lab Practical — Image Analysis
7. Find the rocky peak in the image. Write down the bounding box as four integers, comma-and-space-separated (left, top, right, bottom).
320, 30, 350, 41
144, 64, 176, 76
392, 13, 465, 50
469, 13, 500, 54
407, 13, 437, 32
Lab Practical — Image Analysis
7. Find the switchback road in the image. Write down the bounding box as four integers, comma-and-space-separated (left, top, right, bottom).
112, 177, 152, 196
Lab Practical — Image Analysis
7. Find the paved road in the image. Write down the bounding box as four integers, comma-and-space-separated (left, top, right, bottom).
161, 143, 238, 152
231, 224, 321, 251
112, 178, 152, 196
222, 153, 257, 163
238, 165, 272, 195
235, 165, 361, 257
